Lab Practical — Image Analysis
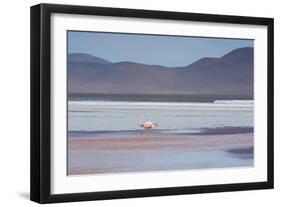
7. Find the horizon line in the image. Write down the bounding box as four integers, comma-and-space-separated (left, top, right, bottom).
68, 46, 253, 68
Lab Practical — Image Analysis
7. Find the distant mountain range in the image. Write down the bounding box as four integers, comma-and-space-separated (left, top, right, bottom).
68, 47, 253, 97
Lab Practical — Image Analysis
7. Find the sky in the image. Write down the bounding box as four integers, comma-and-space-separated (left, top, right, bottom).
68, 31, 253, 67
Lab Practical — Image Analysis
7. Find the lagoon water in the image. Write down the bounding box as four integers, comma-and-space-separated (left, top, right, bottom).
68, 99, 253, 136
67, 95, 254, 175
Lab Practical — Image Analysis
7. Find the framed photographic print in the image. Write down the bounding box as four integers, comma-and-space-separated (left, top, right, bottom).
30, 3, 274, 203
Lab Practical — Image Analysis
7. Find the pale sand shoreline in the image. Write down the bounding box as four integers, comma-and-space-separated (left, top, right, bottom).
68, 133, 253, 175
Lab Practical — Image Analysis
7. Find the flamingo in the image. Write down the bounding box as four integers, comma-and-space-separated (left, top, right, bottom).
140, 121, 158, 130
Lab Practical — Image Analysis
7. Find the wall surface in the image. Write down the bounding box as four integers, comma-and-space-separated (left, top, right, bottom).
0, 0, 279, 206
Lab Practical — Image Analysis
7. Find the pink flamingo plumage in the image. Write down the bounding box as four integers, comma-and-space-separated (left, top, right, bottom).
140, 121, 158, 129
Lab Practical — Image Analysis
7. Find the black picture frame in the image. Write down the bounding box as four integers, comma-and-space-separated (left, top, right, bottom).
30, 3, 274, 204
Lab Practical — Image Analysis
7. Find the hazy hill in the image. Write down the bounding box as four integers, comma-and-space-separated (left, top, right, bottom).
68, 47, 253, 97
68, 53, 111, 64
